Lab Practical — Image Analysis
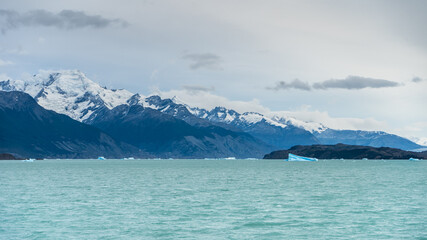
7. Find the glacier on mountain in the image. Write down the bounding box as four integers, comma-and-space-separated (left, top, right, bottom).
0, 70, 134, 121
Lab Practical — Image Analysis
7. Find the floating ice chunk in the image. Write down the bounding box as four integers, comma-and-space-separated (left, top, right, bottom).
98, 156, 106, 160
22, 159, 35, 162
286, 153, 318, 162
409, 158, 420, 161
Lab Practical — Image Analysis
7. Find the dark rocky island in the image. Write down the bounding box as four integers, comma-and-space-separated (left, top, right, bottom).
263, 144, 427, 160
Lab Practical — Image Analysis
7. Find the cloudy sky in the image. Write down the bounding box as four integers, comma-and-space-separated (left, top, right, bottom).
1, 0, 426, 139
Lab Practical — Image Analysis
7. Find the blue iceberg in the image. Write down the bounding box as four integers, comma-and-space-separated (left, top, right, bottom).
409, 158, 420, 161
286, 153, 318, 162
98, 156, 106, 160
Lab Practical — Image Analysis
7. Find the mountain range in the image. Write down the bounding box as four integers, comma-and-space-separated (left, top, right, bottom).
0, 70, 424, 158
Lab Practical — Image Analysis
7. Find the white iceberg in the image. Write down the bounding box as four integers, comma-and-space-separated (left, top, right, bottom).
409, 158, 420, 161
22, 159, 35, 162
286, 153, 318, 162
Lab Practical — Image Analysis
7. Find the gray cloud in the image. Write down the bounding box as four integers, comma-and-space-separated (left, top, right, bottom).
313, 76, 400, 90
182, 85, 215, 93
412, 77, 423, 83
267, 79, 311, 91
182, 53, 222, 70
0, 9, 128, 33
268, 75, 400, 91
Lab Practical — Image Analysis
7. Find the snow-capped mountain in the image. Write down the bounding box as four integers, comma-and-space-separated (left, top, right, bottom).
0, 71, 277, 157
0, 70, 134, 122
187, 106, 320, 149
130, 96, 320, 149
0, 69, 328, 135
0, 69, 423, 152
192, 107, 287, 128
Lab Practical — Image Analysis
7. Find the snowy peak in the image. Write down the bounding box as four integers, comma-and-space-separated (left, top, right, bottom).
7, 70, 92, 96
144, 95, 171, 110
0, 70, 134, 121
143, 95, 195, 119
127, 93, 144, 106
206, 106, 239, 123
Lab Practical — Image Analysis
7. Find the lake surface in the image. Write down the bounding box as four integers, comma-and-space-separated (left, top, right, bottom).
1, 159, 426, 239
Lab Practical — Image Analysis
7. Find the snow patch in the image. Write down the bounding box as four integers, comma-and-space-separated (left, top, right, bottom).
240, 112, 287, 128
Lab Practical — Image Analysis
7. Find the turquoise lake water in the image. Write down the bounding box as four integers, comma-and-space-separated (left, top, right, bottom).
1, 159, 426, 239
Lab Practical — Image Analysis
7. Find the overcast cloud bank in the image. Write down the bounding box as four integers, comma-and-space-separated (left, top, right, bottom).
0, 9, 128, 33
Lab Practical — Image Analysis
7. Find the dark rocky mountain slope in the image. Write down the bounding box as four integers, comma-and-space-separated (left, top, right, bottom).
90, 104, 271, 158
0, 153, 22, 160
0, 91, 146, 159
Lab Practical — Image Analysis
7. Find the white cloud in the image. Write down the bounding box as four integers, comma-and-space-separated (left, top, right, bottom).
395, 121, 427, 140
271, 108, 387, 131
409, 136, 427, 146
0, 46, 28, 55
0, 59, 13, 66
182, 85, 215, 93
0, 73, 11, 81
38, 37, 46, 43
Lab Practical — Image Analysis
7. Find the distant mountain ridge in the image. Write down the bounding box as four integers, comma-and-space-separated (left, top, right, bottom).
0, 70, 423, 158
313, 129, 421, 151
189, 106, 320, 150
